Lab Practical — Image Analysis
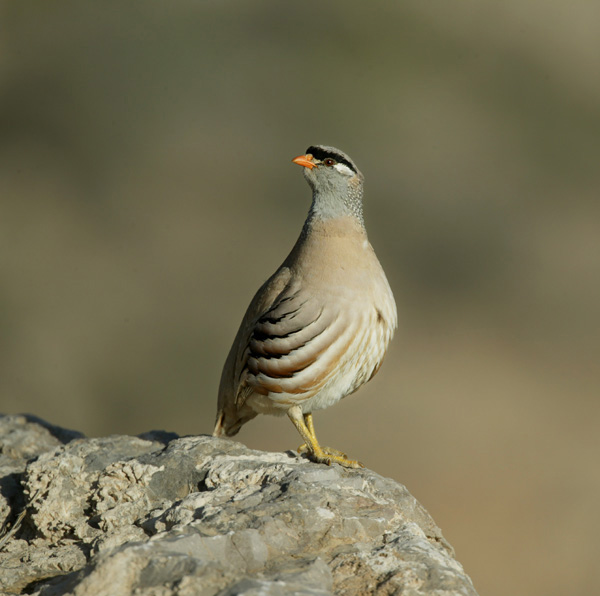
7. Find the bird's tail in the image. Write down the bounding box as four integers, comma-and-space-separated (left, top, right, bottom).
212, 411, 226, 437
212, 407, 257, 437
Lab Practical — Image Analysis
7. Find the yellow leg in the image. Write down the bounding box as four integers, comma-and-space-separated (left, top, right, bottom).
288, 407, 363, 469
299, 413, 348, 457
304, 412, 317, 441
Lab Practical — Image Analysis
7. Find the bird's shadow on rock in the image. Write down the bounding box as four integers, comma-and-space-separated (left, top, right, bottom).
21, 414, 85, 444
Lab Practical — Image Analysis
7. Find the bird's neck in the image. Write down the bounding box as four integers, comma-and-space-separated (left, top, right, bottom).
305, 187, 365, 229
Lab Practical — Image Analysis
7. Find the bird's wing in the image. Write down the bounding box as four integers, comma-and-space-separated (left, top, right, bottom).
235, 280, 362, 406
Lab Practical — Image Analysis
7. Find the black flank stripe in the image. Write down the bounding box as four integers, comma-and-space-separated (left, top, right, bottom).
251, 321, 328, 360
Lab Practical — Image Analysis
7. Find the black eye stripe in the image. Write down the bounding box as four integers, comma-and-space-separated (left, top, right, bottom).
306, 146, 356, 173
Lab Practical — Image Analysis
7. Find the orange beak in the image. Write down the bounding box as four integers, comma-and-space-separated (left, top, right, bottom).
292, 154, 316, 169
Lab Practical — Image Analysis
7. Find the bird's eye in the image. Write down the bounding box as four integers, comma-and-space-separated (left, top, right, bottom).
323, 158, 336, 166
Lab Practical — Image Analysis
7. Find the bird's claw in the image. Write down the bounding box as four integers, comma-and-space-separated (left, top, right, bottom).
297, 444, 363, 468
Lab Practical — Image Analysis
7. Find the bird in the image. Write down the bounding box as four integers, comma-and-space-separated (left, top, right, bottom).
213, 145, 397, 468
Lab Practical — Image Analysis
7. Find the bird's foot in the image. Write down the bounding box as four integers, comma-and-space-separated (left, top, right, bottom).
312, 451, 364, 469
297, 443, 346, 458
297, 444, 363, 469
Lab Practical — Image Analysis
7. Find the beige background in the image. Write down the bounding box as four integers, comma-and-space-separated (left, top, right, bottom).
1, 2, 599, 595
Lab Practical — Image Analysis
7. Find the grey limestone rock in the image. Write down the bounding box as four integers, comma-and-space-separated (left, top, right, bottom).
0, 414, 478, 595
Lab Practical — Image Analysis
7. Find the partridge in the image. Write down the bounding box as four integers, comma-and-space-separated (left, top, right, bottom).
213, 145, 397, 468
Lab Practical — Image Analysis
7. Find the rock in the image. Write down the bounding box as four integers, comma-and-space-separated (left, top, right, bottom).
0, 414, 478, 595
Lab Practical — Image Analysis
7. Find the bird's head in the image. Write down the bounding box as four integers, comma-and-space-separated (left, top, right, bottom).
292, 145, 364, 222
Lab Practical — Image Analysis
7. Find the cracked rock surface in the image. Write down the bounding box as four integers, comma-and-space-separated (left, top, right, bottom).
0, 414, 478, 595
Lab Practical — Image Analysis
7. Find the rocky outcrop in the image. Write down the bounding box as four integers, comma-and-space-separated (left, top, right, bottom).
0, 414, 477, 595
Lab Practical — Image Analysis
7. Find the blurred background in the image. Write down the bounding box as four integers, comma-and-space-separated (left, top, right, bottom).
1, 2, 599, 594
